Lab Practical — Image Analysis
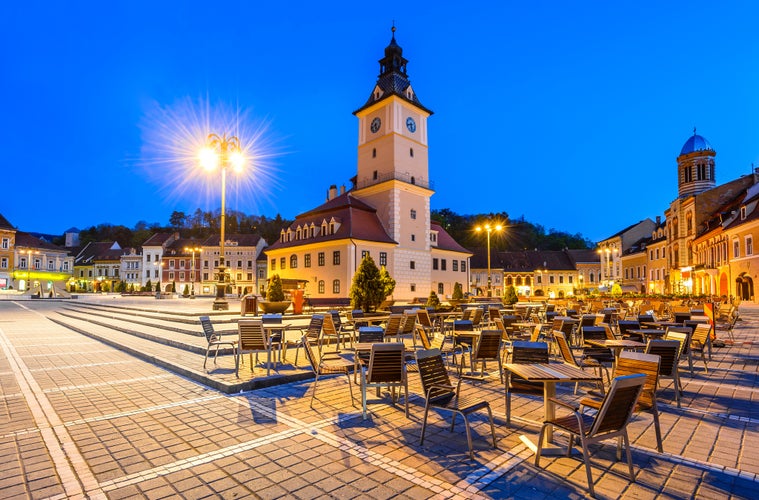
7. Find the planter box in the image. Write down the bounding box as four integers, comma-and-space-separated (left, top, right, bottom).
259, 301, 292, 314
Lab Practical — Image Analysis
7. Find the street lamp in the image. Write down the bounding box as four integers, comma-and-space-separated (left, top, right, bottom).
24, 249, 34, 293
474, 222, 503, 297
200, 133, 245, 311
184, 246, 201, 298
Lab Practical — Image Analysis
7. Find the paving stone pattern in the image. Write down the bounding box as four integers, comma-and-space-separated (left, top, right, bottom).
0, 296, 757, 499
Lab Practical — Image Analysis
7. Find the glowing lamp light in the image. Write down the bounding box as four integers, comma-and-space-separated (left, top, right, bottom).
199, 148, 219, 171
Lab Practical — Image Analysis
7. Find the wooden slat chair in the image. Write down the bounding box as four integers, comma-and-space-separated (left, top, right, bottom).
646, 339, 683, 407
460, 329, 504, 383
618, 320, 642, 342
488, 307, 502, 327
416, 309, 435, 336
554, 330, 609, 394
301, 334, 354, 408
580, 351, 663, 453
689, 323, 712, 374
417, 324, 460, 366
383, 314, 404, 342
505, 341, 549, 425
401, 310, 418, 347
200, 316, 237, 370
360, 343, 408, 420
289, 314, 324, 364
327, 310, 352, 349
581, 326, 616, 365
354, 326, 386, 382
237, 319, 274, 377
470, 307, 485, 330
416, 349, 497, 460
535, 373, 647, 498
715, 309, 739, 343
665, 326, 695, 375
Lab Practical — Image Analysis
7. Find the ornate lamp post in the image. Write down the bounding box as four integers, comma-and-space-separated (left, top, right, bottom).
200, 133, 245, 311
474, 222, 503, 297
25, 249, 34, 292
184, 246, 201, 298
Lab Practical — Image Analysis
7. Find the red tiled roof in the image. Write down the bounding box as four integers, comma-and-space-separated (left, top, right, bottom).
431, 222, 471, 254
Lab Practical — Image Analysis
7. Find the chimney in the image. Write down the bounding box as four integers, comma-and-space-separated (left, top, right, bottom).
656, 216, 661, 225
328, 185, 338, 200
340, 184, 346, 195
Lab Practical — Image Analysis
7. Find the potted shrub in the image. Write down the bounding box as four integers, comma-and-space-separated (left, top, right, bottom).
449, 282, 466, 307
260, 274, 291, 314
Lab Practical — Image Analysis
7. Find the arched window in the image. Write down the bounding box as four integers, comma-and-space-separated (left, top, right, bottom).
589, 272, 595, 283
332, 279, 340, 294
318, 280, 325, 294
290, 255, 297, 268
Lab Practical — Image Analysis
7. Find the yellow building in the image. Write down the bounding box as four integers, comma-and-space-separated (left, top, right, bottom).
265, 30, 471, 301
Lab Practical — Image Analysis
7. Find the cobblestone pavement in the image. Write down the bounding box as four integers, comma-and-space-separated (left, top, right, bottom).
0, 296, 757, 499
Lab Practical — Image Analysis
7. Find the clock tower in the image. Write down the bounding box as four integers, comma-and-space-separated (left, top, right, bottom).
353, 27, 434, 294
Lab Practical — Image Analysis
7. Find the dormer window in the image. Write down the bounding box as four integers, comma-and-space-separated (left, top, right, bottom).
741, 206, 747, 220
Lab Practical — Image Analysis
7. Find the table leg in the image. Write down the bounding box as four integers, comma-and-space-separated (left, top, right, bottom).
520, 381, 568, 456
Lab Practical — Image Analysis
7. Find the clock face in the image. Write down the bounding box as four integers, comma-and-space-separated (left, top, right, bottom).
406, 117, 416, 133
370, 117, 381, 133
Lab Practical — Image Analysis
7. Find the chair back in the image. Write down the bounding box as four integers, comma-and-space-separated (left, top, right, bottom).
674, 312, 691, 324
461, 308, 474, 321
600, 323, 617, 340
691, 323, 711, 349
200, 316, 217, 343
415, 349, 454, 405
328, 310, 342, 329
304, 315, 324, 341
301, 334, 319, 372
349, 309, 368, 329
384, 314, 403, 338
416, 309, 433, 328
416, 324, 432, 349
489, 307, 502, 323
580, 314, 596, 328
590, 374, 646, 436
529, 323, 543, 342
470, 307, 484, 327
367, 343, 405, 384
238, 319, 268, 351
358, 326, 385, 344
615, 351, 660, 409
473, 330, 502, 360
553, 330, 578, 367
401, 311, 417, 335
493, 317, 512, 342
581, 326, 607, 342
665, 326, 692, 356
645, 339, 681, 377
618, 320, 640, 335
323, 314, 339, 338
511, 341, 549, 364
453, 319, 474, 332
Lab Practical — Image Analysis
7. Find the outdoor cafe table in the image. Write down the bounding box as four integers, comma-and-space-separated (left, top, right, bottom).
584, 338, 646, 368
503, 362, 602, 455
263, 323, 292, 367
627, 328, 666, 342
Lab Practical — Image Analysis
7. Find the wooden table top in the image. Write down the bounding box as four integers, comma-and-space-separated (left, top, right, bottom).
585, 339, 646, 349
503, 362, 601, 382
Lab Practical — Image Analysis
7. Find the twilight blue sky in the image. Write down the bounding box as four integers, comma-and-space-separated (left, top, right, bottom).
3, 2, 759, 243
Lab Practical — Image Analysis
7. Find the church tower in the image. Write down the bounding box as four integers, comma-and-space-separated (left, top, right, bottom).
677, 129, 716, 198
352, 27, 435, 294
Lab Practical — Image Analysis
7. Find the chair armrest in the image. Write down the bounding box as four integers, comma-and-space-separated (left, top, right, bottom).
548, 397, 579, 412
321, 352, 342, 359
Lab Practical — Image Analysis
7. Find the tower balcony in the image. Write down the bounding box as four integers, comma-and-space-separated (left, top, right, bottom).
356, 171, 433, 190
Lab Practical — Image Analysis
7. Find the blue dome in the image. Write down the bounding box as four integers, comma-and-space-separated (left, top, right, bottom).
680, 133, 714, 156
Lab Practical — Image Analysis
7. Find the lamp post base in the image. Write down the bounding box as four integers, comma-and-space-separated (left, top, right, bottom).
212, 298, 228, 310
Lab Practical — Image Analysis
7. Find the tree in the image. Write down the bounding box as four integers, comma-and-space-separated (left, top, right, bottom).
156, 281, 161, 293
350, 256, 386, 312
426, 290, 441, 309
182, 284, 190, 297
267, 274, 285, 302
503, 285, 519, 305
171, 281, 177, 293
169, 211, 186, 229
452, 282, 464, 300
379, 265, 396, 300
144, 279, 152, 292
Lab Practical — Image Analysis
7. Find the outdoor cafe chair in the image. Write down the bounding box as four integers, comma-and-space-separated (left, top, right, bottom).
237, 319, 275, 377
384, 314, 403, 341
401, 310, 418, 346
360, 342, 408, 420
262, 313, 284, 364
505, 341, 549, 425
290, 314, 324, 363
460, 329, 503, 383
302, 334, 354, 409
322, 313, 351, 351
554, 330, 609, 394
534, 373, 646, 498
665, 326, 694, 375
689, 323, 712, 373
416, 348, 497, 460
646, 339, 683, 407
581, 350, 663, 453
200, 316, 237, 370
417, 324, 460, 366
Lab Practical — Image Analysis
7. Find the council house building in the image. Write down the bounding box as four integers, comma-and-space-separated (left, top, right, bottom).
264, 29, 471, 302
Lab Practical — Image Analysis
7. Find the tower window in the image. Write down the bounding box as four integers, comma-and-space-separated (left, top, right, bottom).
410, 148, 414, 157
372, 148, 376, 158
410, 261, 415, 270
684, 166, 692, 183
373, 170, 378, 180
410, 209, 416, 220
411, 234, 415, 242
410, 176, 415, 185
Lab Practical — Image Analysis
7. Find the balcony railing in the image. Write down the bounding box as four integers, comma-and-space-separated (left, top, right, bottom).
356, 171, 433, 190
